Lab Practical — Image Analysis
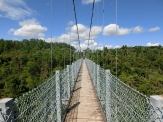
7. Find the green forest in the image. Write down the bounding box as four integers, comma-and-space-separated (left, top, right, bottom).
0, 39, 77, 98
87, 45, 163, 96
0, 39, 163, 98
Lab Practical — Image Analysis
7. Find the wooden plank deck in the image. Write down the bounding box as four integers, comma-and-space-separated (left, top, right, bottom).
65, 60, 106, 122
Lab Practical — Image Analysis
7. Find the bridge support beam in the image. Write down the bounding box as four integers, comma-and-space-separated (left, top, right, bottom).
56, 70, 61, 122
0, 98, 13, 122
105, 70, 111, 122
93, 62, 96, 86
150, 95, 163, 122
67, 65, 70, 99
71, 63, 75, 89
97, 65, 100, 98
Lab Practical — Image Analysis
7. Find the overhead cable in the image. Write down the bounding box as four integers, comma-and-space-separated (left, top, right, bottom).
88, 0, 95, 47
72, 0, 80, 48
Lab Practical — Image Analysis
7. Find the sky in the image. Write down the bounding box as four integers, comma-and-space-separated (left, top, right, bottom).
0, 0, 163, 50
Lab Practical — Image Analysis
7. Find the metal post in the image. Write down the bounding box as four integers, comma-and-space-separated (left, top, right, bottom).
97, 65, 100, 98
105, 70, 111, 122
56, 70, 61, 122
71, 63, 75, 87
150, 95, 163, 122
0, 98, 13, 122
67, 65, 70, 99
74, 62, 77, 81
93, 62, 96, 86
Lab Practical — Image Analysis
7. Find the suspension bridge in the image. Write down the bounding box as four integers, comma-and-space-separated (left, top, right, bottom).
0, 58, 163, 122
0, 0, 163, 121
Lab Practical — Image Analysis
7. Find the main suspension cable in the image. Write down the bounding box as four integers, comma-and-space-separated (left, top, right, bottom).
88, 0, 95, 47
72, 0, 81, 55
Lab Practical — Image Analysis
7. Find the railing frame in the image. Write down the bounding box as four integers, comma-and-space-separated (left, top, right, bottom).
85, 58, 163, 122
0, 59, 83, 122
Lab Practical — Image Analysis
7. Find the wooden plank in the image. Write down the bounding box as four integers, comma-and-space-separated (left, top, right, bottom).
65, 61, 106, 122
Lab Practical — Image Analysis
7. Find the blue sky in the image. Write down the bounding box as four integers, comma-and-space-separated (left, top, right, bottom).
0, 0, 163, 50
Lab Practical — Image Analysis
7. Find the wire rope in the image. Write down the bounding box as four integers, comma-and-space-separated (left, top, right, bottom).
63, 0, 66, 68
72, 0, 81, 60
116, 0, 118, 77
96, 1, 99, 64
50, 0, 53, 75
102, 0, 105, 68
88, 0, 95, 48
115, 0, 118, 121
69, 0, 72, 64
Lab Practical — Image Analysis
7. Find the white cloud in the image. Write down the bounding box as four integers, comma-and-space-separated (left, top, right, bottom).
148, 27, 160, 32
0, 0, 35, 20
105, 45, 113, 49
44, 36, 114, 51
103, 24, 131, 36
75, 40, 98, 50
147, 42, 159, 46
71, 24, 87, 33
115, 45, 121, 48
44, 22, 113, 51
82, 0, 101, 5
19, 19, 39, 26
67, 24, 102, 41
133, 26, 144, 33
84, 40, 95, 45
103, 24, 146, 36
8, 19, 47, 38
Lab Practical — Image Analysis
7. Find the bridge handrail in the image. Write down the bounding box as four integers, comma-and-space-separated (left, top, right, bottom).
5, 58, 83, 122
85, 58, 163, 122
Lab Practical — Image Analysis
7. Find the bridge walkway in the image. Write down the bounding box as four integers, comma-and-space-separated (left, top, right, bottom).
65, 60, 105, 122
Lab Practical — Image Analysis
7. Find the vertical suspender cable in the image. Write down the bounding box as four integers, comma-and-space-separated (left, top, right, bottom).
50, 0, 53, 75
102, 0, 105, 68
69, 0, 72, 64
115, 0, 118, 121
116, 0, 118, 77
72, 0, 80, 60
96, 2, 99, 64
70, 29, 72, 64
63, 0, 66, 69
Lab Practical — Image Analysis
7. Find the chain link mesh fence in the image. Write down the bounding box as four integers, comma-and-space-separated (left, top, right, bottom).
1, 58, 163, 122
13, 59, 83, 122
85, 58, 163, 122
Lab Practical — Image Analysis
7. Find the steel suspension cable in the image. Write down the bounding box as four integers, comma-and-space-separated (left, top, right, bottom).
115, 0, 118, 121
102, 0, 105, 68
69, 0, 72, 65
72, 0, 81, 58
116, 0, 118, 77
96, 2, 99, 64
63, 0, 66, 68
50, 0, 53, 75
88, 0, 95, 48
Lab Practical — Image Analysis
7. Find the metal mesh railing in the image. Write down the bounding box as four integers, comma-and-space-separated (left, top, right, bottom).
1, 58, 163, 122
85, 58, 163, 122
12, 59, 83, 122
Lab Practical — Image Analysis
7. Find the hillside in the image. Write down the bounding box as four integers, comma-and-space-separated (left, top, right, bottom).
88, 45, 163, 96
1, 39, 163, 98
0, 39, 76, 98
